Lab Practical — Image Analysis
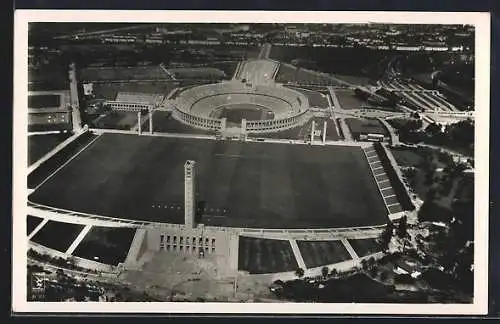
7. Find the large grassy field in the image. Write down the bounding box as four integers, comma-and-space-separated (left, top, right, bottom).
284, 86, 329, 109
238, 236, 297, 274
29, 133, 387, 228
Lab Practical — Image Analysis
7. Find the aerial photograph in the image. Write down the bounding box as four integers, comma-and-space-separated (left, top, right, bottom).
25, 22, 475, 304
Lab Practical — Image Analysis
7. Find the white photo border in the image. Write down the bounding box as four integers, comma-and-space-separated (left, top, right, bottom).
12, 10, 491, 315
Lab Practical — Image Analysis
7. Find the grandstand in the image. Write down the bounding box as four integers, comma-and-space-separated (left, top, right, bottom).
172, 81, 310, 133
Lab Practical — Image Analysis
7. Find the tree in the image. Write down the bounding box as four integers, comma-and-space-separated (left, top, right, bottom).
380, 222, 394, 251
361, 259, 369, 271
397, 215, 408, 239
295, 268, 305, 279
425, 123, 442, 137
321, 266, 329, 279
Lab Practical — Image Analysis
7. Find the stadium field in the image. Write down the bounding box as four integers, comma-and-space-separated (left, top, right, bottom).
238, 236, 298, 274
28, 133, 72, 165
297, 240, 352, 269
210, 104, 274, 124
29, 133, 388, 229
73, 226, 137, 266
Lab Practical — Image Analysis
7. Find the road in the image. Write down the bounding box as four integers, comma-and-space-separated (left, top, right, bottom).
55, 24, 158, 40
68, 63, 83, 132
258, 43, 272, 59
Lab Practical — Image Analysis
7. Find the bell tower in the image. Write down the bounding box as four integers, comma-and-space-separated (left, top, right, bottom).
184, 160, 196, 228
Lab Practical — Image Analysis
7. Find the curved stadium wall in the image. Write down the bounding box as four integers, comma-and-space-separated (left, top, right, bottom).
171, 81, 311, 133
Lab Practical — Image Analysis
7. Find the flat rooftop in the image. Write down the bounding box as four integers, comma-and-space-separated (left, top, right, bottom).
29, 133, 388, 229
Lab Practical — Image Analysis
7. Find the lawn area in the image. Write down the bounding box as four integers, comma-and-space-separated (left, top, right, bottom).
335, 89, 373, 110
390, 147, 426, 168
80, 66, 172, 81
345, 118, 388, 137
28, 133, 72, 165
284, 86, 329, 108
27, 215, 43, 236
275, 64, 344, 86
28, 94, 61, 109
90, 111, 139, 130
238, 236, 297, 274
348, 238, 381, 258
73, 226, 137, 266
297, 240, 352, 268
92, 81, 178, 101
27, 132, 97, 189
30, 220, 84, 252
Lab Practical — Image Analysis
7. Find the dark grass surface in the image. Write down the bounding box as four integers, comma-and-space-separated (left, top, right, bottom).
27, 215, 43, 236
28, 133, 72, 165
27, 132, 97, 189
72, 227, 137, 266
335, 89, 372, 110
285, 86, 329, 108
80, 66, 172, 81
348, 238, 381, 258
30, 221, 84, 252
297, 240, 352, 269
238, 236, 297, 274
90, 111, 138, 130
275, 64, 343, 86
92, 81, 178, 101
29, 133, 387, 229
28, 94, 61, 109
345, 118, 388, 136
168, 67, 226, 80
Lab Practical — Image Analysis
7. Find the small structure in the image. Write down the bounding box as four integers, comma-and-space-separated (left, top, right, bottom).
393, 260, 422, 279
